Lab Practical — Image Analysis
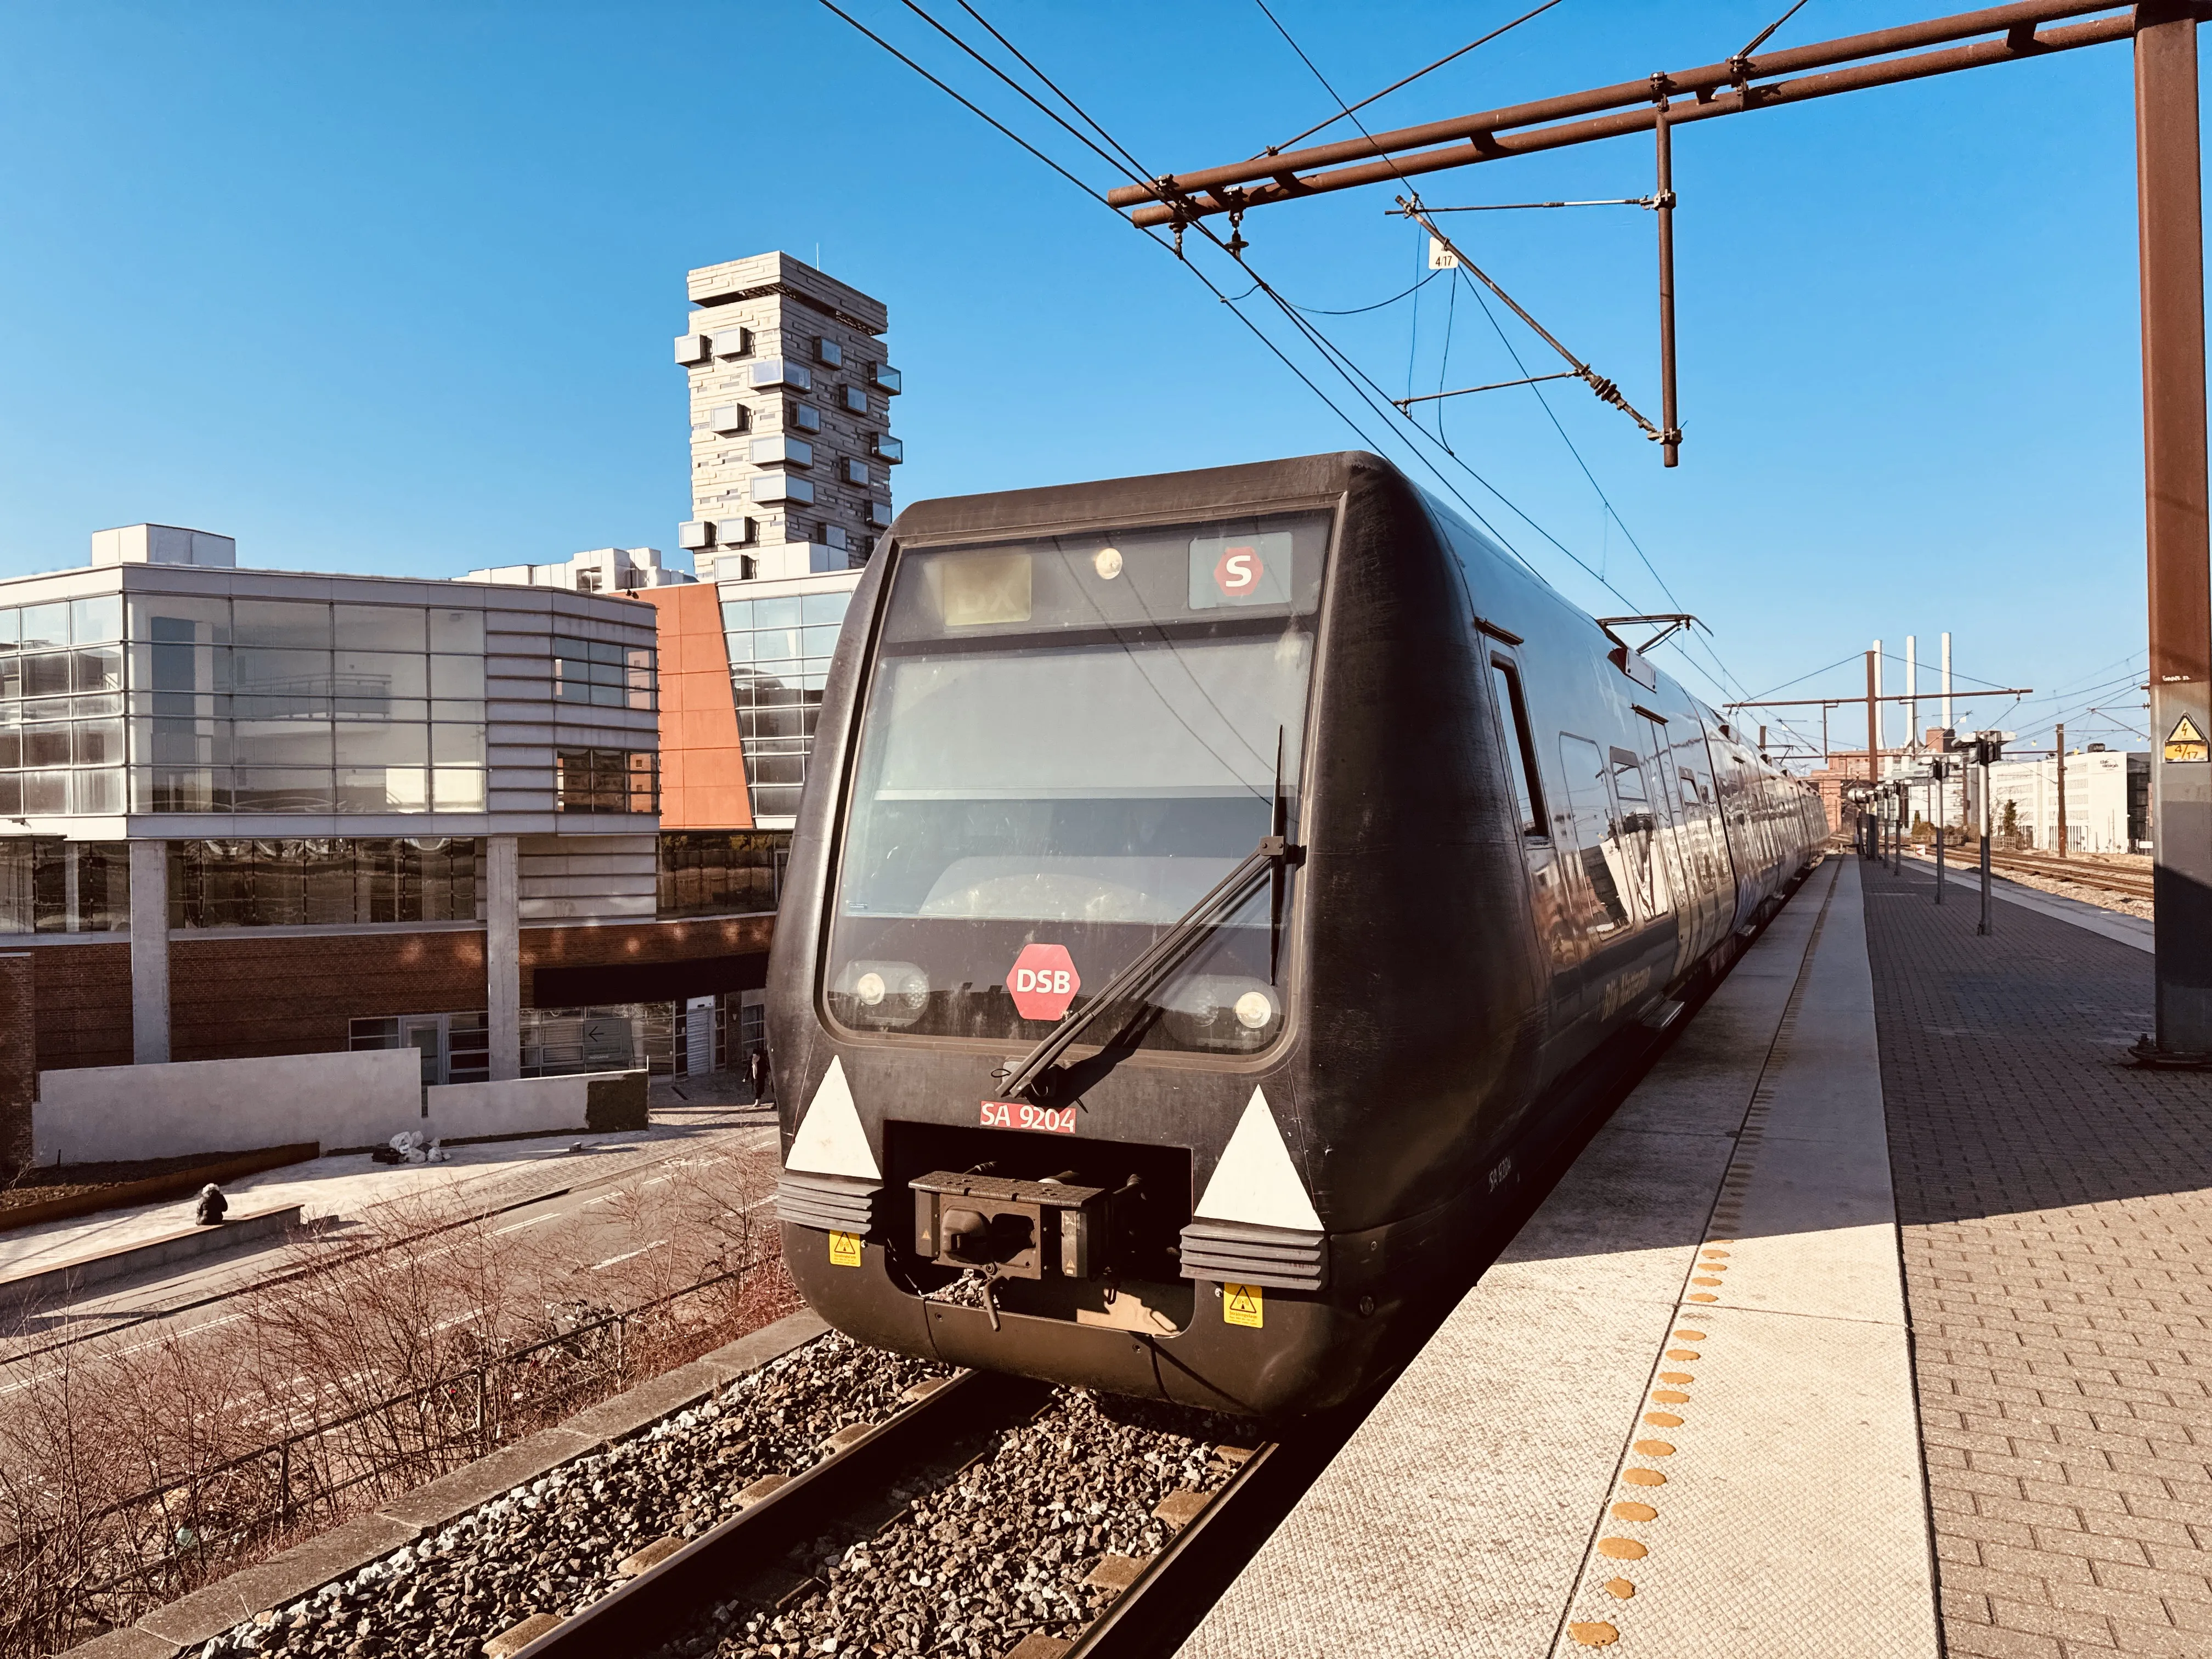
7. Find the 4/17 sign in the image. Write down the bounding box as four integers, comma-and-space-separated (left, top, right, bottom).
981, 1099, 1077, 1135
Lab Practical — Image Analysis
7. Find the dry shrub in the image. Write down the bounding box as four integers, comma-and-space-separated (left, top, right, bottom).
0, 1144, 802, 1656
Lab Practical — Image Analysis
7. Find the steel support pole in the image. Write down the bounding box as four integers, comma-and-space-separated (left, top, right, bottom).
1865, 649, 1880, 790
2138, 4, 2212, 1055
1936, 762, 1948, 902
1655, 97, 1681, 466
1979, 754, 1995, 935
2057, 720, 2069, 855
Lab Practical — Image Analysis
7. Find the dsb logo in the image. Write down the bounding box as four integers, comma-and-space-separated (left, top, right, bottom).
1006, 943, 1080, 1020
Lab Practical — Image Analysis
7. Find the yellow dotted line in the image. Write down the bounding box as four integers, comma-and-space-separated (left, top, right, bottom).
1566, 1245, 1735, 1649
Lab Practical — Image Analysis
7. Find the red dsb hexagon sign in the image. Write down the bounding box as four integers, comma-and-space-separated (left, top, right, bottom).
1006, 943, 1080, 1022
1214, 544, 1264, 597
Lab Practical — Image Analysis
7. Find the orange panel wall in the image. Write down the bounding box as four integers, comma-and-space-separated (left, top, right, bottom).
637, 585, 753, 830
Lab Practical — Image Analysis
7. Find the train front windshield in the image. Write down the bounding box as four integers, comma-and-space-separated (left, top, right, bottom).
826, 511, 1329, 1055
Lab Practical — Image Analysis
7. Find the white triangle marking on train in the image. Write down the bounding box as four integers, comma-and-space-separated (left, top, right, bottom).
786, 1056, 880, 1179
1194, 1086, 1323, 1232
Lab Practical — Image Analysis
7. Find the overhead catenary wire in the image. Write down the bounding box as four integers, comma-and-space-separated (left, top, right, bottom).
821, 0, 1796, 744
1261, 0, 1568, 156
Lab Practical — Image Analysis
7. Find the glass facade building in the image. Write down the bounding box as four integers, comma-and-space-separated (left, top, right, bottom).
129, 594, 490, 816
720, 586, 852, 821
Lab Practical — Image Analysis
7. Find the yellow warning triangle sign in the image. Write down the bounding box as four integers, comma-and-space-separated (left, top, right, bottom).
2171, 714, 2207, 745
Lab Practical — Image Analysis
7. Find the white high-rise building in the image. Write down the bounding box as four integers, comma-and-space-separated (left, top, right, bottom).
672, 253, 901, 825
673, 252, 900, 582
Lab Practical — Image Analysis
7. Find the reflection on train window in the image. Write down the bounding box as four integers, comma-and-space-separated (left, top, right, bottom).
1556, 733, 1630, 932
1488, 658, 1545, 838
1678, 767, 1705, 809
1610, 747, 1663, 917
827, 510, 1330, 1052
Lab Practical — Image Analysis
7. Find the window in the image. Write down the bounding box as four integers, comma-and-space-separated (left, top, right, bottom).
868, 362, 902, 393
0, 838, 128, 934
752, 474, 815, 505
842, 458, 871, 486
720, 588, 853, 821
552, 637, 656, 710
750, 436, 812, 468
349, 1011, 490, 1085
871, 434, 904, 463
789, 402, 823, 434
170, 837, 479, 928
708, 404, 749, 435
658, 830, 789, 918
816, 337, 843, 367
1488, 658, 1545, 838
557, 748, 658, 814
749, 359, 811, 392
842, 385, 869, 414
1557, 734, 1629, 932
712, 326, 753, 359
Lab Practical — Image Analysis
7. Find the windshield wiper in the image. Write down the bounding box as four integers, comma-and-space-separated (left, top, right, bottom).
997, 832, 1304, 1104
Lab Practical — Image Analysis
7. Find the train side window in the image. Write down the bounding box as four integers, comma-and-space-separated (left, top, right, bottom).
1558, 733, 1629, 931
1678, 768, 1702, 810
1489, 657, 1547, 838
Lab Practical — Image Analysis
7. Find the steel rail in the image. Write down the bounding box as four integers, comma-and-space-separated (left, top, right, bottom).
509, 1369, 1045, 1658
1108, 0, 2138, 218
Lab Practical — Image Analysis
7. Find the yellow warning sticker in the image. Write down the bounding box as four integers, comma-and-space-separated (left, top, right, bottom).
828, 1231, 862, 1267
2168, 714, 2210, 764
1223, 1282, 1263, 1328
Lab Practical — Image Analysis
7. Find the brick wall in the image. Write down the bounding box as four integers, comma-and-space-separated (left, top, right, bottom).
169, 932, 488, 1062
29, 943, 132, 1072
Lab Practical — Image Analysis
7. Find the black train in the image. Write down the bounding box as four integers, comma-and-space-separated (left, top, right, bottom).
768, 452, 1823, 1417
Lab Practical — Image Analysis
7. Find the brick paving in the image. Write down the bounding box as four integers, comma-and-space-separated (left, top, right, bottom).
1862, 855, 2212, 1658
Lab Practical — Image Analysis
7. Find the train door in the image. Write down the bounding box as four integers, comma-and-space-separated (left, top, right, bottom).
1486, 652, 1570, 1035
1556, 733, 1634, 1030
1632, 716, 1697, 977
1672, 760, 1726, 961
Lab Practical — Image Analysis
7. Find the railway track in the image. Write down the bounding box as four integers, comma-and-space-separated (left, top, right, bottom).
1990, 850, 2152, 899
508, 1365, 1302, 1659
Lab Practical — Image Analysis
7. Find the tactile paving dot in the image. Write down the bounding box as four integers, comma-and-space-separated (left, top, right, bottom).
1688, 1292, 1718, 1302
1643, 1411, 1683, 1427
1622, 1468, 1666, 1487
1603, 1579, 1635, 1600
1632, 1439, 1675, 1457
1568, 1621, 1620, 1647
1611, 1502, 1658, 1522
1596, 1538, 1648, 1560
1666, 1349, 1700, 1360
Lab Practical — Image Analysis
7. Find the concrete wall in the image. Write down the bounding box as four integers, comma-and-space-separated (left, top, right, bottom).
33, 1048, 421, 1165
425, 1074, 610, 1142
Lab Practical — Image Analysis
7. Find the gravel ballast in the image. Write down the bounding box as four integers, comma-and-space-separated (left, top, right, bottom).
675, 1386, 1248, 1659
199, 1335, 946, 1658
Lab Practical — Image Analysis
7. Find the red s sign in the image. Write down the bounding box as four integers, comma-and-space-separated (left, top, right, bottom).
1214, 545, 1262, 597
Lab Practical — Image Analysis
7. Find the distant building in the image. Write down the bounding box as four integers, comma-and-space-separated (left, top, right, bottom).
0, 523, 775, 1090
1986, 749, 2149, 853
465, 546, 694, 595
667, 253, 901, 826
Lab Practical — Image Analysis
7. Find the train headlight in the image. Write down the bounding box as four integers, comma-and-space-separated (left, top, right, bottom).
1162, 976, 1282, 1051
833, 961, 930, 1028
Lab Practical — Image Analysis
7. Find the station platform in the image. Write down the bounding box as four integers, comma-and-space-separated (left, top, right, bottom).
1185, 848, 2212, 1657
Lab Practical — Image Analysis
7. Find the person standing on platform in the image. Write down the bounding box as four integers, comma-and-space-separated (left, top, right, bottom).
747, 1043, 773, 1109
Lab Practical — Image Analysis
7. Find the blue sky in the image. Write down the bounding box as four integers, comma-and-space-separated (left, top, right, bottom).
0, 2, 2182, 760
